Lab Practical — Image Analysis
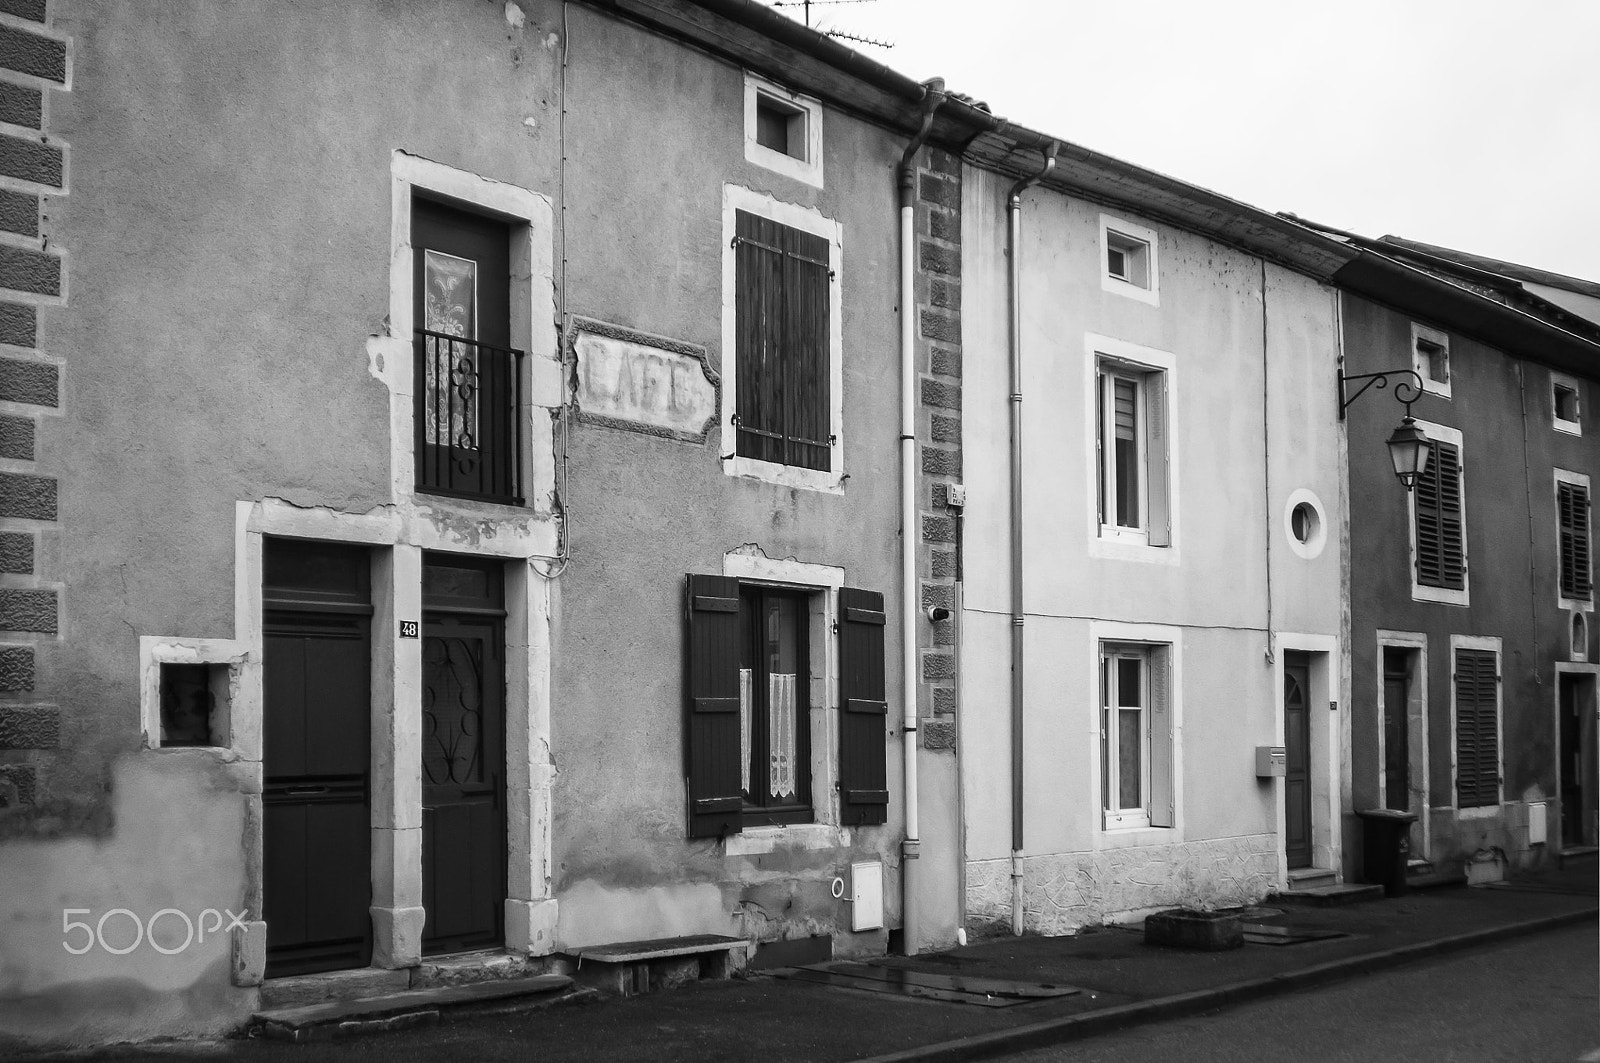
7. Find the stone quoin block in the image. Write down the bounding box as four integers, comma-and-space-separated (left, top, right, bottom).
930, 346, 961, 379
0, 645, 33, 691
0, 243, 59, 296
0, 414, 33, 459
0, 357, 58, 405
0, 24, 67, 82
0, 133, 62, 188
924, 148, 961, 178
917, 173, 959, 210
931, 414, 961, 445
928, 210, 960, 244
933, 687, 956, 716
922, 514, 956, 544
0, 471, 55, 519
918, 240, 960, 278
0, 704, 56, 748
922, 720, 956, 751
921, 445, 960, 477
0, 188, 38, 236
0, 0, 48, 24
0, 763, 37, 808
0, 532, 33, 574
919, 308, 959, 344
920, 378, 960, 411
921, 652, 955, 681
931, 550, 956, 579
0, 588, 55, 632
934, 623, 956, 647
930, 482, 949, 509
0, 305, 37, 349
921, 582, 955, 611
0, 81, 40, 129
930, 278, 962, 311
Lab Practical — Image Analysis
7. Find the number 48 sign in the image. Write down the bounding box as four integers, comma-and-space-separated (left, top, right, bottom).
399, 621, 419, 638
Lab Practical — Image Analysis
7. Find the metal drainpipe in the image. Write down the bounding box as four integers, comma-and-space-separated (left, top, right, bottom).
897, 78, 946, 957
1006, 142, 1057, 937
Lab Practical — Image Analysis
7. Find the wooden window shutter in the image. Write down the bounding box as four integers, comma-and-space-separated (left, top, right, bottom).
1559, 482, 1591, 598
1147, 645, 1174, 827
1144, 372, 1171, 548
685, 574, 744, 838
1453, 648, 1500, 808
733, 210, 831, 472
1415, 440, 1465, 589
838, 587, 889, 826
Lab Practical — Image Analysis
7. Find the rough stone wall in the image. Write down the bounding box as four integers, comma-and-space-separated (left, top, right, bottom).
966, 835, 1279, 937
0, 0, 63, 822
916, 147, 962, 750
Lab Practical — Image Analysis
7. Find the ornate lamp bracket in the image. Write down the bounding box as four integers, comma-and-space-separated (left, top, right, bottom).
1339, 368, 1425, 420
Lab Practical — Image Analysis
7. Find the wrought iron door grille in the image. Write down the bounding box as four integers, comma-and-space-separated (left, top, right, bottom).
415, 329, 524, 504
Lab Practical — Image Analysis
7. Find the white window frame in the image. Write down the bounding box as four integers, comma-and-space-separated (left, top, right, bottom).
1099, 214, 1159, 306
1084, 334, 1179, 563
1101, 644, 1152, 829
1551, 371, 1582, 436
720, 184, 844, 493
1555, 468, 1593, 612
743, 73, 823, 188
1448, 634, 1503, 816
1090, 621, 1182, 843
1407, 418, 1468, 607
1411, 322, 1452, 399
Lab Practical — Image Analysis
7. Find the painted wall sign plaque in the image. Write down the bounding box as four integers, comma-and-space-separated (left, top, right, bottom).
570, 318, 719, 443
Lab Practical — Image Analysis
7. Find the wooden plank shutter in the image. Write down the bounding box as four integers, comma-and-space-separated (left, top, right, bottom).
838, 587, 889, 826
685, 574, 744, 838
1415, 440, 1465, 589
1147, 645, 1174, 827
733, 210, 831, 472
1144, 372, 1171, 548
1453, 648, 1500, 808
1559, 481, 1591, 598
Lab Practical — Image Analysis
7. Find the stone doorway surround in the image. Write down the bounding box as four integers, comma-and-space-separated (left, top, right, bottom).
1272, 633, 1341, 886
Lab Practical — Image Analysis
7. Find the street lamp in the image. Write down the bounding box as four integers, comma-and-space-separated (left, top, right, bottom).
1339, 368, 1432, 492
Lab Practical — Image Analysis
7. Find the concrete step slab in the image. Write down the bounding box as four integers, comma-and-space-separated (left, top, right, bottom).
1272, 882, 1385, 907
253, 973, 575, 1043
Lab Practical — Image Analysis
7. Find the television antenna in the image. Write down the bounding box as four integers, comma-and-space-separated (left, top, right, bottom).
770, 0, 894, 49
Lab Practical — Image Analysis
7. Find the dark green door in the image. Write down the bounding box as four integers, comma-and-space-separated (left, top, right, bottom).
1284, 654, 1312, 870
1383, 649, 1410, 811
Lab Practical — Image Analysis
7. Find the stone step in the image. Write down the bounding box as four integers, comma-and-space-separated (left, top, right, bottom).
253, 973, 579, 1043
259, 967, 411, 1011
1285, 868, 1338, 891
1273, 882, 1385, 907
1407, 867, 1468, 890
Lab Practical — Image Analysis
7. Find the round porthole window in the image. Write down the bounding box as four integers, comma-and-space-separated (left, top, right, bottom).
1284, 490, 1327, 560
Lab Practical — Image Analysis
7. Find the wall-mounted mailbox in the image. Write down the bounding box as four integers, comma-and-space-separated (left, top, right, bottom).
1255, 745, 1286, 778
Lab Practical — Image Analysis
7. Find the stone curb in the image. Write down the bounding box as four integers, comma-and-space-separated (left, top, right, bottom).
854, 907, 1599, 1063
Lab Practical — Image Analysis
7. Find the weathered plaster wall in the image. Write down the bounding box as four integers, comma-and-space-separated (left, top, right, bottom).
547, 7, 905, 955
957, 165, 1343, 928
1343, 294, 1600, 874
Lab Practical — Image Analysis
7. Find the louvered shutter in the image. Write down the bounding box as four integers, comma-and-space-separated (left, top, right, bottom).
1145, 373, 1171, 547
1416, 440, 1465, 589
838, 587, 889, 826
1453, 649, 1500, 808
1147, 645, 1174, 827
685, 574, 744, 838
734, 210, 831, 472
1559, 482, 1591, 599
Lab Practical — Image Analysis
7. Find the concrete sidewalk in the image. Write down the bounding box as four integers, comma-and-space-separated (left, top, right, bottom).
37, 863, 1600, 1062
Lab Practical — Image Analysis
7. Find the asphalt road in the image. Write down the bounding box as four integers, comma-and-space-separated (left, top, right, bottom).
1001, 923, 1599, 1063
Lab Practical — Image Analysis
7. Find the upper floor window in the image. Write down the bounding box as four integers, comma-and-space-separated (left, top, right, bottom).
1100, 214, 1159, 306
1409, 419, 1467, 605
1556, 471, 1592, 605
744, 74, 823, 187
1096, 357, 1171, 547
721, 186, 843, 493
1552, 371, 1582, 435
1411, 323, 1451, 399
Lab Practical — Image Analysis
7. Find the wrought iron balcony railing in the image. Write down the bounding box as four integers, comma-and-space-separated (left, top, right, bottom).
415, 329, 524, 505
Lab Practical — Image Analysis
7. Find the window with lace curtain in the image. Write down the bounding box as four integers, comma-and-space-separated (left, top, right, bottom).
738, 586, 811, 822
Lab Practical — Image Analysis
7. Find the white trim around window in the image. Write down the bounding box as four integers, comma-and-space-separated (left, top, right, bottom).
1551, 370, 1582, 435
1089, 621, 1183, 846
1411, 322, 1451, 399
1407, 418, 1468, 607
1083, 334, 1180, 565
1448, 634, 1503, 817
1554, 468, 1593, 612
743, 72, 824, 188
1099, 214, 1159, 306
720, 184, 845, 493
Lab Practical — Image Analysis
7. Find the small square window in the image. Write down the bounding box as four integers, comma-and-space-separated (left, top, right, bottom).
159, 663, 229, 747
1099, 215, 1159, 306
1553, 372, 1582, 435
755, 93, 806, 161
1411, 323, 1451, 398
744, 74, 823, 187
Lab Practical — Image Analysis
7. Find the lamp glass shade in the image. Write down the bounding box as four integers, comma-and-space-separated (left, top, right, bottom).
1386, 419, 1431, 485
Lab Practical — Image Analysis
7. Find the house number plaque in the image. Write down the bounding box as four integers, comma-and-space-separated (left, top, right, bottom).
399, 621, 419, 639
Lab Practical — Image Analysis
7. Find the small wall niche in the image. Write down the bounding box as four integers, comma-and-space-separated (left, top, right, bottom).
159, 662, 231, 748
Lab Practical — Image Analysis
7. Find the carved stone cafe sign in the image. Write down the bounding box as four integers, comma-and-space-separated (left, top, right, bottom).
570, 318, 720, 443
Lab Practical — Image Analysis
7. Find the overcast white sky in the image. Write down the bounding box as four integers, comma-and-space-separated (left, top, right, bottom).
775, 0, 1600, 282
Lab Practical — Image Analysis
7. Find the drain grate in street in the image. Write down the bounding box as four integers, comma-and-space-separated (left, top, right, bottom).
1239, 922, 1348, 946
771, 963, 1083, 1007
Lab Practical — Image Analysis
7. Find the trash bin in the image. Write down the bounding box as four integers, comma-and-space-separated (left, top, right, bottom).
1356, 808, 1419, 897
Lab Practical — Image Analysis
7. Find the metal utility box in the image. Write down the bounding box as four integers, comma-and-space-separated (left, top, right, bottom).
850, 861, 884, 931
1255, 745, 1286, 778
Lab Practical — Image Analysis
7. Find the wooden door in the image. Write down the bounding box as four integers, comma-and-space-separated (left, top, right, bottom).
1283, 654, 1312, 870
421, 558, 506, 955
1383, 649, 1410, 811
262, 543, 373, 978
1560, 674, 1597, 847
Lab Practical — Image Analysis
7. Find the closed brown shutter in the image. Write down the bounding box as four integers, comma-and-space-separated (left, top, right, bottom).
838, 587, 889, 826
1453, 648, 1500, 808
734, 210, 831, 472
1415, 440, 1465, 589
685, 574, 744, 838
1559, 481, 1591, 599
